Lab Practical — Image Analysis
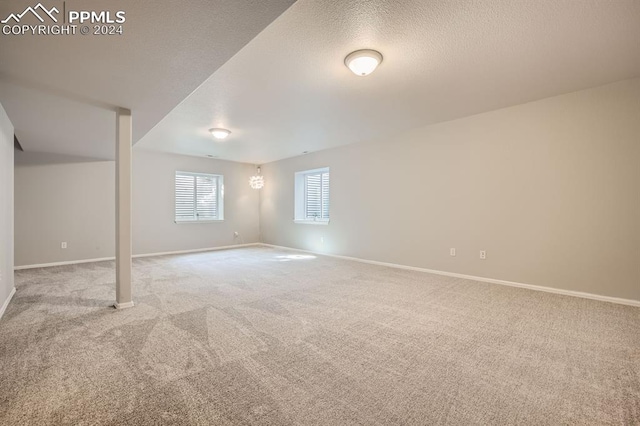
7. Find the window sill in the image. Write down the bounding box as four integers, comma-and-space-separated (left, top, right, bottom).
175, 219, 224, 224
294, 220, 330, 225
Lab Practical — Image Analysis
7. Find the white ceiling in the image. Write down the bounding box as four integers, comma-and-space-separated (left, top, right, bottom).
136, 0, 640, 164
0, 0, 296, 159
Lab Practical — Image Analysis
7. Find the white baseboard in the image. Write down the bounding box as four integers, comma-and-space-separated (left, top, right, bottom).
114, 301, 135, 309
13, 243, 260, 270
0, 287, 16, 320
12, 242, 638, 308
260, 244, 640, 308
132, 243, 259, 259
14, 257, 116, 270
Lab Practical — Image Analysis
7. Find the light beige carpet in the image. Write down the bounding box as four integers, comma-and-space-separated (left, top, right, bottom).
0, 246, 638, 425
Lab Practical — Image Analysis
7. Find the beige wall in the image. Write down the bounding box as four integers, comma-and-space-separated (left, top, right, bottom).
259, 78, 640, 301
132, 150, 259, 255
12, 79, 640, 300
14, 150, 260, 266
14, 161, 115, 266
0, 102, 14, 308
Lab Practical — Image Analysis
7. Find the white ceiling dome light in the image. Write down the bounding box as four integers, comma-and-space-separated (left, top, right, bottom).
209, 128, 231, 140
344, 49, 383, 76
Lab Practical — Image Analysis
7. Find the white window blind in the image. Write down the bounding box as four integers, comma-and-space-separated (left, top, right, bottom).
294, 167, 330, 223
175, 172, 224, 222
304, 172, 330, 220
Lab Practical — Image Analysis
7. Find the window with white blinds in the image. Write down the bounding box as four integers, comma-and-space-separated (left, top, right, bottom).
175, 172, 224, 222
294, 167, 330, 223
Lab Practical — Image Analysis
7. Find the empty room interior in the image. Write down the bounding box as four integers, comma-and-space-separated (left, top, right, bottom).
0, 0, 639, 424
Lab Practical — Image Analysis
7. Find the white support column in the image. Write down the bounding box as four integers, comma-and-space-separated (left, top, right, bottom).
115, 108, 134, 309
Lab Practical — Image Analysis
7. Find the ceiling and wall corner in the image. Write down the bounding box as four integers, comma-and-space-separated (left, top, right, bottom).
2, 0, 639, 164
0, 0, 297, 161
135, 0, 640, 164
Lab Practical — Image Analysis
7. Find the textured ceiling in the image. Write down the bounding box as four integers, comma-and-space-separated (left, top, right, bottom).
136, 0, 640, 164
0, 0, 296, 159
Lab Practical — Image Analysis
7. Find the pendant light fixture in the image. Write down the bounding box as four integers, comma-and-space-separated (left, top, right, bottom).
249, 166, 264, 189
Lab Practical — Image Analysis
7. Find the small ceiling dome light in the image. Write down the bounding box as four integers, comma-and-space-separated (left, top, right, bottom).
249, 166, 264, 189
344, 49, 383, 76
209, 128, 231, 140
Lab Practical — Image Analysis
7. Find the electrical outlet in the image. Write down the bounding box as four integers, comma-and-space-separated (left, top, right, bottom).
450, 248, 456, 256
480, 250, 486, 259
233, 231, 239, 238
61, 242, 67, 249
320, 237, 324, 244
